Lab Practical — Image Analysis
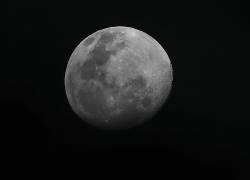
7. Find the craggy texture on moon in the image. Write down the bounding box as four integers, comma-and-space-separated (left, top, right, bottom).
65, 26, 173, 129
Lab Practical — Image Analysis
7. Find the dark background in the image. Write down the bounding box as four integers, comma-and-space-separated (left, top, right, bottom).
6, 2, 248, 178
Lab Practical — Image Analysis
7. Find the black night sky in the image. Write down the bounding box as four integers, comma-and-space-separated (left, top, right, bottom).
6, 2, 248, 178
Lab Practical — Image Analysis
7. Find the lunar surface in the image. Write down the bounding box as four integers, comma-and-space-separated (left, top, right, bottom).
65, 26, 173, 129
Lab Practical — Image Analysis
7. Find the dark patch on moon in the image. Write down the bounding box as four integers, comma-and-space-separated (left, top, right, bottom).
77, 31, 130, 116
141, 96, 152, 108
122, 89, 140, 108
89, 44, 111, 66
80, 31, 117, 82
77, 82, 107, 116
115, 41, 126, 50
120, 75, 153, 110
83, 36, 95, 47
115, 99, 151, 126
102, 75, 121, 94
79, 30, 128, 88
123, 75, 147, 90
98, 31, 115, 44
80, 59, 105, 81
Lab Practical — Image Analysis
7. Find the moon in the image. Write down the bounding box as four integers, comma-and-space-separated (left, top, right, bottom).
65, 26, 173, 130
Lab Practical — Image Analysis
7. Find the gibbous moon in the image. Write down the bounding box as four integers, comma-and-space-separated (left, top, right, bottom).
65, 26, 173, 129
